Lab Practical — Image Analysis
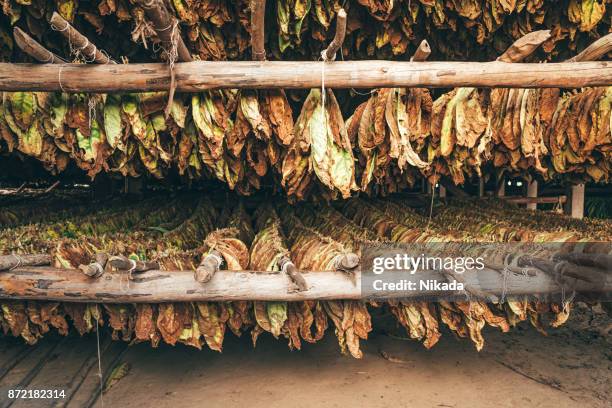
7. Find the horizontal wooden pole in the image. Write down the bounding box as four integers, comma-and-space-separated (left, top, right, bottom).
1, 61, 611, 92
502, 196, 567, 204
0, 265, 608, 303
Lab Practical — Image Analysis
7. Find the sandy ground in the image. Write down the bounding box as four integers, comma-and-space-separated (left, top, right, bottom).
0, 303, 609, 408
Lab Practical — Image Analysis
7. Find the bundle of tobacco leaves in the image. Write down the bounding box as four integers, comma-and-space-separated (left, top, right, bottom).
281, 88, 356, 201
2, 193, 610, 352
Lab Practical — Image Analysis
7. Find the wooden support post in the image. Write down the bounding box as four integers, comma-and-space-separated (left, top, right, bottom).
426, 182, 433, 195
478, 177, 485, 197
50, 12, 115, 64
124, 177, 143, 194
527, 180, 538, 210
322, 8, 347, 61
13, 28, 66, 63
1, 61, 611, 92
250, 0, 266, 61
134, 0, 193, 62
439, 185, 446, 198
497, 177, 506, 197
570, 184, 585, 219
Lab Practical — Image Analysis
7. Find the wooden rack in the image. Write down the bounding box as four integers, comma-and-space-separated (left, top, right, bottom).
0, 61, 611, 92
0, 263, 609, 303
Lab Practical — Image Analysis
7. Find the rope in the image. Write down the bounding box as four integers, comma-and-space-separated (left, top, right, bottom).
95, 317, 105, 408
58, 65, 66, 93
88, 96, 97, 130
8, 254, 24, 271
163, 20, 180, 118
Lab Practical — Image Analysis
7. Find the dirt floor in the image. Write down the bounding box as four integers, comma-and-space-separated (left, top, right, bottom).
0, 303, 609, 408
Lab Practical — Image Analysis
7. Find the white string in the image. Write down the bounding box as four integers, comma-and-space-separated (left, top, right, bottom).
95, 316, 105, 408
58, 65, 66, 93
8, 254, 24, 271
88, 97, 97, 130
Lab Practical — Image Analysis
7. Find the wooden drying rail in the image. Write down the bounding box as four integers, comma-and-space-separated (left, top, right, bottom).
0, 265, 609, 303
1, 61, 611, 92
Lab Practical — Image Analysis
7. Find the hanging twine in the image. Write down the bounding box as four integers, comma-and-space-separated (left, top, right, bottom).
159, 20, 180, 119
88, 96, 97, 131
8, 253, 24, 271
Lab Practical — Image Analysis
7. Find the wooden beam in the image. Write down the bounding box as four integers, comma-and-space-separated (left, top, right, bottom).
250, 0, 266, 61
526, 180, 538, 210
49, 12, 115, 64
1, 265, 608, 303
502, 196, 567, 205
13, 28, 66, 64
322, 8, 347, 61
1, 61, 611, 92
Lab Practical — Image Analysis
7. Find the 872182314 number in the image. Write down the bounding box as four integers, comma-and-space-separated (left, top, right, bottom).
7, 389, 66, 399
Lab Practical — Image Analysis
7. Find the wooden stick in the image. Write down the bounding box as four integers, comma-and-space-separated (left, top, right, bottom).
134, 0, 193, 62
250, 0, 266, 61
279, 256, 308, 291
410, 40, 431, 62
49, 12, 115, 64
502, 196, 567, 205
334, 253, 360, 271
78, 252, 108, 278
108, 256, 159, 277
0, 265, 608, 302
0, 254, 51, 271
194, 250, 222, 283
13, 28, 66, 64
497, 30, 551, 63
567, 33, 612, 62
322, 8, 347, 61
1, 60, 611, 92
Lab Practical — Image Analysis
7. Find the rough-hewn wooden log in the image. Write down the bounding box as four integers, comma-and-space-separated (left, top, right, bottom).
0, 265, 608, 303
49, 12, 115, 64
1, 60, 611, 92
134, 0, 193, 62
568, 33, 612, 62
250, 0, 266, 61
0, 254, 52, 271
322, 8, 346, 61
13, 28, 66, 63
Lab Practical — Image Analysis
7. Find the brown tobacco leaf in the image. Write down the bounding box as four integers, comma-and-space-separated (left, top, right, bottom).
203, 228, 250, 270
196, 302, 228, 351
134, 304, 160, 346
156, 303, 185, 346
